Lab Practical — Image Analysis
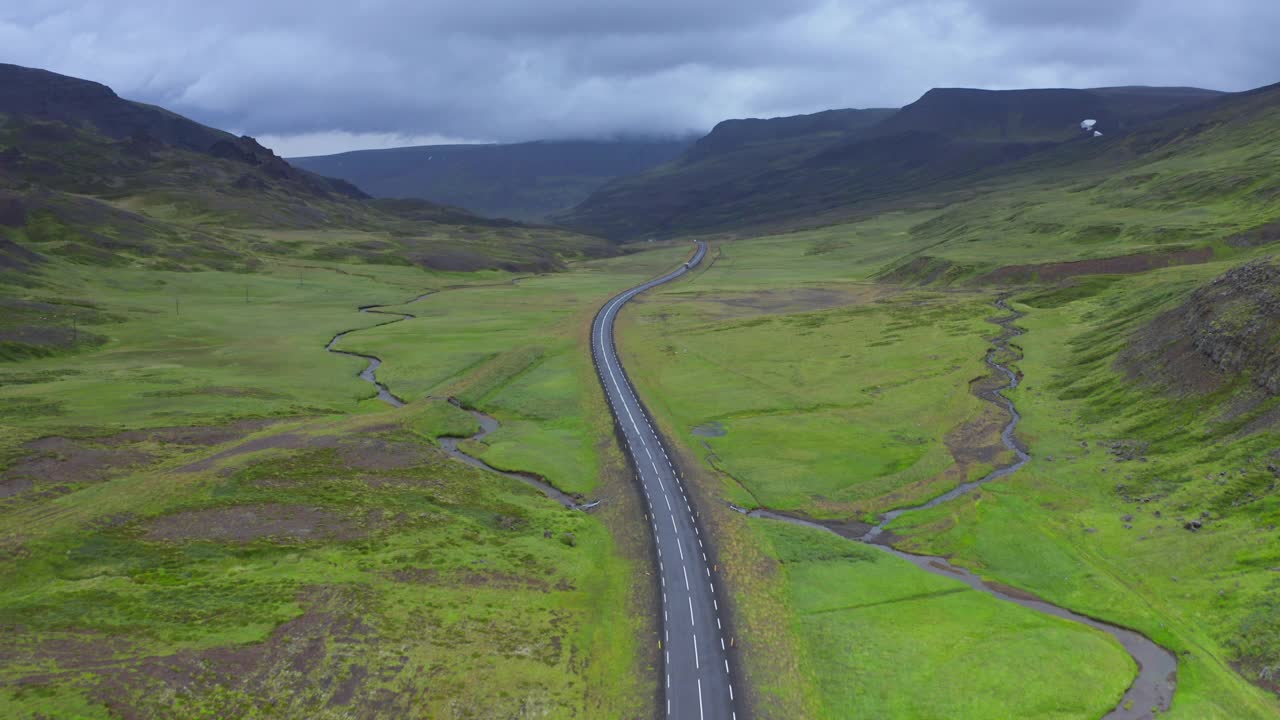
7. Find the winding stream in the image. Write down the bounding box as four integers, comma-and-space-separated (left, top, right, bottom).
324, 289, 591, 511
743, 296, 1177, 719
438, 399, 593, 511
861, 297, 1031, 542
323, 292, 436, 407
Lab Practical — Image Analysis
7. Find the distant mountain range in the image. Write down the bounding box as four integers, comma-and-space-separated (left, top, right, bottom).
290, 138, 693, 222
5, 58, 1268, 269
556, 85, 1226, 239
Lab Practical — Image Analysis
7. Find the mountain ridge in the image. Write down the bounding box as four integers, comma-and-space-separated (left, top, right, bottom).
290, 137, 693, 221
0, 63, 615, 279
557, 84, 1227, 240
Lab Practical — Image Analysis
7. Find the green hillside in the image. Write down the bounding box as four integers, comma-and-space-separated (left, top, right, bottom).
559, 85, 1224, 240
0, 63, 614, 284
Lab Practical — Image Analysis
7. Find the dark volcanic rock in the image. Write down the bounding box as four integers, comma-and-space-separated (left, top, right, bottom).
1121, 258, 1280, 396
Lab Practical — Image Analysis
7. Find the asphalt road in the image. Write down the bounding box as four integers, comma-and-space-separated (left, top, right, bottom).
591, 241, 738, 719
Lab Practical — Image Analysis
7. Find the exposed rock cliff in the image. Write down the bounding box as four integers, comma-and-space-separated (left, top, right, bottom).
1122, 257, 1280, 395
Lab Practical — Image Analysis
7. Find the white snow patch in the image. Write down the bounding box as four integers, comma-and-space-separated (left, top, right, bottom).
1080, 119, 1097, 130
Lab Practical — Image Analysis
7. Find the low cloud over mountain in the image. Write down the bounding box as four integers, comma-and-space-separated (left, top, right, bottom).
3, 0, 1277, 154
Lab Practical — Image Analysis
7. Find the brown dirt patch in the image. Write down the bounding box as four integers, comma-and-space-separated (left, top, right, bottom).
176, 433, 339, 473
79, 587, 402, 719
99, 418, 281, 447
946, 392, 1009, 466
1, 630, 134, 681
332, 437, 432, 470
143, 504, 363, 543
816, 517, 877, 541
1, 436, 151, 498
984, 580, 1043, 603
1225, 219, 1280, 249
978, 247, 1213, 284
860, 392, 1010, 514
387, 567, 441, 584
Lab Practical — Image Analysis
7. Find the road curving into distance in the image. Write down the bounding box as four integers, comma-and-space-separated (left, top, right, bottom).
592, 241, 740, 720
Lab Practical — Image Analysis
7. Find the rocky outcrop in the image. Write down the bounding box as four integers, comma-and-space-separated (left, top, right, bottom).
1122, 258, 1280, 395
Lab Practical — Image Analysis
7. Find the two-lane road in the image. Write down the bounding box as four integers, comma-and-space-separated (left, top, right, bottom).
591, 241, 738, 719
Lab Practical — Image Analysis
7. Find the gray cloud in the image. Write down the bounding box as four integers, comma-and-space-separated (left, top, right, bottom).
3, 0, 1278, 155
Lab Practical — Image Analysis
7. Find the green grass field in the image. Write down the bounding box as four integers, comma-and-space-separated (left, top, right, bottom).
0, 241, 692, 718
887, 259, 1280, 718
332, 244, 690, 496
616, 231, 1280, 718
756, 521, 1134, 720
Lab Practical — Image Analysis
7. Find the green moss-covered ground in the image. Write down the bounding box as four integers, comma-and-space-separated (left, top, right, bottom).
618, 232, 1280, 718
0, 243, 692, 718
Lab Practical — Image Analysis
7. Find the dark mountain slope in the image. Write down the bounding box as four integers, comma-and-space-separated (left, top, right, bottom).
290, 138, 692, 222
0, 64, 614, 279
559, 86, 1223, 240
881, 86, 1222, 141
551, 107, 898, 238
858, 80, 1280, 287
0, 63, 366, 200
683, 108, 895, 160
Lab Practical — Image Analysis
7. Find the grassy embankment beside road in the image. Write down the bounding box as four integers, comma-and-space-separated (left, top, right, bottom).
0, 241, 687, 719
617, 226, 1280, 718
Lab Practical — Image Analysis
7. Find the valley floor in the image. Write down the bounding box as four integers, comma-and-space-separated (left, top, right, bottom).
3, 219, 1278, 719
617, 232, 1280, 719
0, 244, 690, 718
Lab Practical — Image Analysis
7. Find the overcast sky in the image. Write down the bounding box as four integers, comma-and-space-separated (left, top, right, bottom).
4, 0, 1278, 156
